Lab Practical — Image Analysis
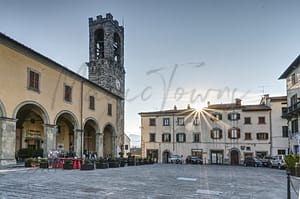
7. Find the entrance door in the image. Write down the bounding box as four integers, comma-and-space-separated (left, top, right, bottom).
231, 150, 239, 165
162, 150, 170, 163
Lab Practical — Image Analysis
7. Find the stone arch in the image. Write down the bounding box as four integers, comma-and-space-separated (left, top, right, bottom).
0, 100, 7, 117
229, 148, 240, 165
162, 149, 171, 163
54, 110, 79, 130
13, 100, 50, 124
54, 111, 79, 156
14, 101, 50, 158
83, 118, 99, 157
102, 122, 116, 158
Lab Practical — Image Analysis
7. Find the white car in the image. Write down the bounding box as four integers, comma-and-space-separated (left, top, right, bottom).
270, 155, 286, 169
169, 155, 183, 164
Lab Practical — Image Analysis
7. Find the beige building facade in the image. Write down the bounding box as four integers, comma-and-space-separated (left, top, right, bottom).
140, 98, 287, 165
0, 13, 125, 166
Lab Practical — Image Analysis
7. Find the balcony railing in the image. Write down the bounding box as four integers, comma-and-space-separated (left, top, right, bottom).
282, 102, 300, 118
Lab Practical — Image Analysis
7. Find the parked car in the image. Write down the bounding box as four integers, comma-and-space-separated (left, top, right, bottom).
270, 155, 286, 169
168, 155, 183, 164
186, 156, 203, 164
244, 157, 262, 167
260, 156, 273, 167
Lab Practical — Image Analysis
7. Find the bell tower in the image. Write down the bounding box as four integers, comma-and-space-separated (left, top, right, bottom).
88, 13, 125, 98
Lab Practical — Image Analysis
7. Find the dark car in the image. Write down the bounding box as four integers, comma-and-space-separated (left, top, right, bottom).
186, 156, 203, 164
244, 157, 262, 167
260, 156, 272, 167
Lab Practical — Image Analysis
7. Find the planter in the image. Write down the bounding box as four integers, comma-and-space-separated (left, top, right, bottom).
39, 162, 48, 169
109, 161, 120, 168
63, 163, 73, 170
96, 162, 109, 169
80, 164, 94, 170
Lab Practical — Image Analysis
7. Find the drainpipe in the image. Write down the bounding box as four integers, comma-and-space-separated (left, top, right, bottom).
80, 80, 84, 158
269, 109, 272, 156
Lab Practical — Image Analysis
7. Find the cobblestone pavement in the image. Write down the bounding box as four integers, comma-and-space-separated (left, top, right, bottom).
0, 164, 295, 199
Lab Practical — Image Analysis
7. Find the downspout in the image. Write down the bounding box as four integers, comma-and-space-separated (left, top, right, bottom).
80, 80, 84, 158
269, 109, 272, 156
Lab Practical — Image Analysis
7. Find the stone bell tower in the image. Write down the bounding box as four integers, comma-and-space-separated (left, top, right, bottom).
88, 13, 125, 98
87, 13, 125, 156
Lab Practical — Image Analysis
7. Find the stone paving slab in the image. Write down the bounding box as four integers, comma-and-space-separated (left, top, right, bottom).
0, 164, 294, 199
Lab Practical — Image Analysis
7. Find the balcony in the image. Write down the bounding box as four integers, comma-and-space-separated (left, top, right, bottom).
282, 102, 300, 119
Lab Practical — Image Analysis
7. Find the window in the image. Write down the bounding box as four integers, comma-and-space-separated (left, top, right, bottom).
125, 145, 128, 150
244, 117, 251, 124
177, 117, 185, 126
149, 118, 156, 126
95, 29, 104, 59
89, 96, 95, 110
210, 128, 222, 139
282, 126, 288, 137
193, 133, 200, 143
193, 117, 199, 126
163, 118, 170, 126
291, 94, 298, 109
292, 73, 296, 85
211, 112, 222, 121
107, 103, 112, 116
176, 133, 186, 143
149, 133, 156, 142
256, 133, 269, 140
245, 133, 252, 140
278, 150, 286, 155
64, 84, 72, 102
258, 117, 266, 124
292, 119, 298, 134
228, 128, 240, 139
28, 69, 40, 91
162, 133, 171, 142
228, 112, 240, 121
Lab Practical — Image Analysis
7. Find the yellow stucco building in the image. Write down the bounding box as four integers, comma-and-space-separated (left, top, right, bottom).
0, 13, 125, 166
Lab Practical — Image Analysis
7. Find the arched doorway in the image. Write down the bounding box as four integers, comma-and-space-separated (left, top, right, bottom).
162, 150, 171, 163
55, 112, 77, 157
230, 149, 240, 165
15, 103, 49, 159
103, 124, 114, 158
83, 119, 97, 157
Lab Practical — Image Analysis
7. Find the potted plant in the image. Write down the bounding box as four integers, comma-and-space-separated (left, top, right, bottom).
25, 158, 35, 168
39, 158, 48, 169
285, 154, 299, 176
108, 157, 120, 168
80, 159, 94, 170
63, 159, 73, 170
127, 154, 136, 166
96, 157, 109, 169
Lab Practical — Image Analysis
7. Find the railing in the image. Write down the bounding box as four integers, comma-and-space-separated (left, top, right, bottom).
282, 102, 300, 118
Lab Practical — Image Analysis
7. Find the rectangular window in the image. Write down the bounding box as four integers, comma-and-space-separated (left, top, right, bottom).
258, 116, 266, 124
244, 117, 251, 124
28, 69, 40, 91
125, 145, 129, 150
163, 118, 170, 126
228, 112, 240, 121
149, 118, 156, 126
177, 117, 185, 126
89, 96, 95, 110
292, 119, 298, 134
292, 73, 296, 85
64, 84, 72, 102
211, 128, 222, 139
107, 103, 112, 116
282, 126, 288, 137
193, 133, 200, 142
176, 133, 186, 143
278, 149, 286, 155
245, 133, 252, 140
162, 133, 171, 142
228, 128, 240, 139
149, 133, 156, 142
256, 133, 269, 140
193, 117, 199, 126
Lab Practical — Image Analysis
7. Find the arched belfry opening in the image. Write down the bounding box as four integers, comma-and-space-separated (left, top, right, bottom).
113, 32, 121, 63
95, 29, 104, 59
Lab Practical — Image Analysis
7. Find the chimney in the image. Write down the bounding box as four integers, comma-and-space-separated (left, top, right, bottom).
235, 98, 241, 106
174, 105, 177, 110
187, 104, 191, 109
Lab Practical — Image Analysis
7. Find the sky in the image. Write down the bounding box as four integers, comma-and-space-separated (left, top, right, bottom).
1, 0, 299, 136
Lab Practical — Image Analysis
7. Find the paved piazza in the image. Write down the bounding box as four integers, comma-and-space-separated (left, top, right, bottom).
0, 164, 296, 199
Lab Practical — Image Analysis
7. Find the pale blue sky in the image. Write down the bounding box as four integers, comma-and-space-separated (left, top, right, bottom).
1, 0, 299, 134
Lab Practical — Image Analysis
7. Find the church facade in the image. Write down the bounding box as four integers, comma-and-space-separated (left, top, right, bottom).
0, 13, 125, 166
